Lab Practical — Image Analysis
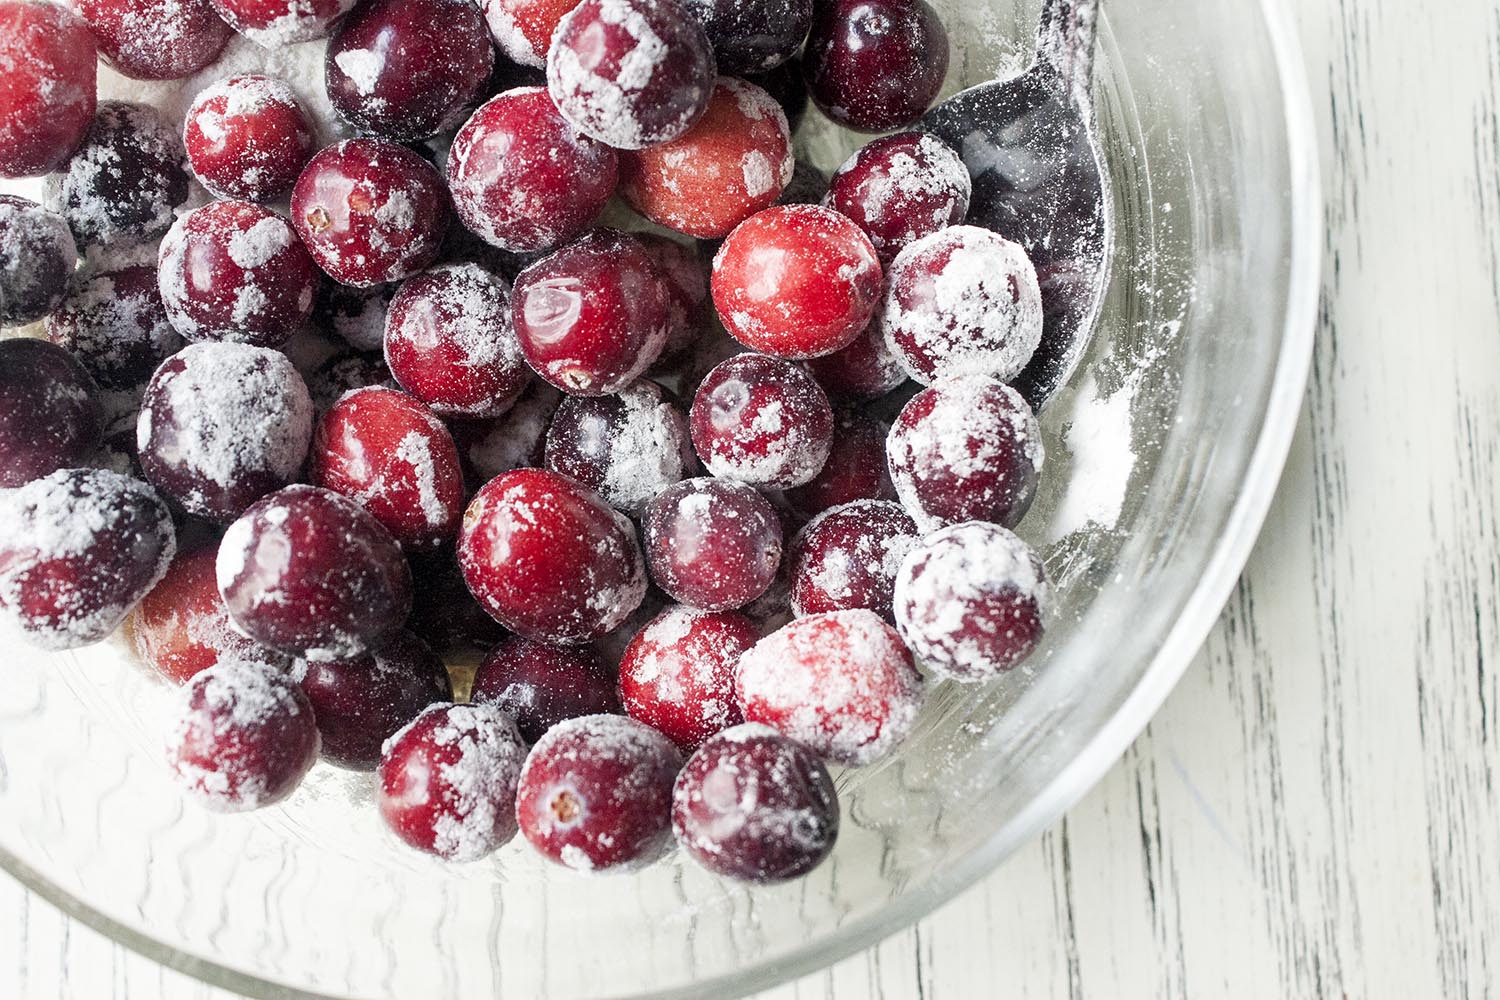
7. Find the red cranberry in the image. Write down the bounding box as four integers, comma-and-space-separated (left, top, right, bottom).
672, 722, 837, 881
637, 233, 709, 364
46, 265, 183, 388
680, 0, 811, 74
209, 0, 354, 45
544, 380, 693, 516
515, 714, 683, 872
619, 605, 756, 750
803, 0, 948, 133
73, 0, 230, 81
689, 353, 832, 489
0, 195, 77, 327
451, 379, 561, 484
746, 58, 808, 132
512, 229, 671, 396
183, 75, 315, 202
406, 549, 507, 656
784, 408, 894, 517
803, 321, 906, 402
312, 280, 393, 352
788, 499, 917, 621
291, 138, 449, 287
307, 349, 396, 411
482, 0, 576, 67
0, 339, 102, 488
711, 204, 881, 359
0, 468, 175, 649
642, 477, 781, 611
0, 1, 96, 178
378, 702, 527, 860
471, 637, 621, 743
893, 521, 1047, 679
546, 0, 716, 150
458, 469, 646, 643
824, 131, 971, 263
736, 609, 922, 765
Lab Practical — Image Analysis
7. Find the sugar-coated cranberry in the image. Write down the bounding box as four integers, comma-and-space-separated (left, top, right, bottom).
512, 229, 671, 396
137, 343, 313, 522
546, 0, 716, 150
46, 265, 183, 388
803, 321, 906, 402
471, 637, 621, 743
183, 75, 315, 202
776, 158, 827, 206
689, 353, 833, 489
0, 339, 102, 488
0, 195, 77, 327
458, 469, 646, 643
0, 468, 175, 649
711, 204, 881, 359
824, 131, 971, 263
72, 0, 230, 81
887, 375, 1042, 530
482, 0, 576, 67
893, 521, 1047, 680
672, 722, 837, 882
642, 477, 781, 611
312, 280, 393, 352
746, 59, 808, 133
210, 0, 354, 45
0, 1, 96, 178
544, 380, 693, 517
788, 499, 917, 622
637, 233, 709, 364
406, 549, 507, 656
736, 609, 922, 765
515, 714, 683, 872
680, 0, 811, 74
326, 0, 494, 142
619, 605, 756, 750
451, 379, 560, 484
803, 0, 948, 133
784, 408, 894, 517
379, 702, 527, 860
291, 138, 449, 287
307, 350, 395, 411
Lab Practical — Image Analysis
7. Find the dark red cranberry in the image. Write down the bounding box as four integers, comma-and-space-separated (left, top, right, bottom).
784, 409, 894, 517
546, 0, 716, 150
803, 0, 948, 133
803, 320, 906, 401
788, 499, 917, 621
406, 549, 507, 656
0, 1, 96, 178
680, 0, 810, 73
619, 605, 756, 751
471, 637, 621, 743
184, 75, 315, 202
512, 229, 672, 396
636, 233, 709, 364
746, 58, 808, 133
642, 477, 781, 611
0, 195, 77, 327
46, 265, 182, 388
893, 521, 1048, 680
544, 380, 693, 516
450, 379, 561, 484
824, 131, 971, 263
482, 0, 576, 67
688, 353, 833, 489
0, 339, 102, 488
307, 349, 395, 411
776, 158, 828, 206
312, 281, 393, 352
291, 138, 449, 287
378, 702, 527, 860
0, 468, 175, 649
515, 714, 683, 871
73, 0, 230, 81
209, 0, 354, 45
672, 722, 837, 881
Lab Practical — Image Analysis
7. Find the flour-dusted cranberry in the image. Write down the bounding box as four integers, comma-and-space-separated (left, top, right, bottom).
746, 59, 808, 132
406, 549, 507, 656
46, 265, 183, 388
680, 0, 810, 74
544, 380, 693, 517
736, 609, 921, 765
512, 229, 672, 396
642, 477, 781, 611
776, 158, 827, 206
137, 343, 313, 522
784, 408, 893, 517
0, 1, 96, 178
711, 204, 881, 359
546, 0, 716, 150
788, 499, 916, 622
0, 468, 175, 649
887, 375, 1043, 530
451, 379, 560, 484
0, 195, 76, 328
312, 280, 393, 352
471, 638, 621, 743
619, 605, 755, 750
824, 131, 970, 263
307, 350, 395, 411
672, 722, 837, 882
0, 339, 102, 488
894, 521, 1047, 680
291, 138, 449, 287
803, 0, 947, 132
637, 233, 709, 364
210, 0, 354, 45
72, 0, 230, 81
803, 321, 905, 402
482, 0, 575, 67
515, 714, 683, 872
689, 353, 832, 489
183, 75, 315, 202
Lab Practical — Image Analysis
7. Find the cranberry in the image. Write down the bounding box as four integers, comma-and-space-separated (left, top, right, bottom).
689, 353, 832, 489
378, 702, 527, 860
787, 499, 917, 621
137, 343, 313, 523
183, 75, 315, 202
471, 637, 621, 743
824, 131, 971, 263
642, 477, 781, 611
291, 138, 449, 287
711, 204, 882, 359
406, 549, 507, 656
209, 0, 354, 45
512, 229, 671, 396
784, 408, 894, 517
515, 714, 683, 872
546, 0, 716, 150
803, 0, 948, 133
0, 339, 102, 488
887, 375, 1043, 530
746, 59, 808, 133
803, 321, 906, 402
680, 0, 810, 74
0, 1, 96, 178
46, 265, 183, 388
636, 233, 709, 364
776, 158, 827, 206
482, 0, 576, 67
0, 468, 175, 649
73, 0, 230, 81
544, 380, 693, 516
312, 280, 393, 352
672, 722, 837, 881
619, 605, 756, 750
451, 380, 560, 484
893, 521, 1047, 679
0, 195, 77, 327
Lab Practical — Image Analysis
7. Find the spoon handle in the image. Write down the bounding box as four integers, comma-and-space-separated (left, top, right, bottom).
1036, 0, 1101, 97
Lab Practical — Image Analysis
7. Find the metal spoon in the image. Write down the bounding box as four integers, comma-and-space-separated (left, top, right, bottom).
922, 0, 1110, 412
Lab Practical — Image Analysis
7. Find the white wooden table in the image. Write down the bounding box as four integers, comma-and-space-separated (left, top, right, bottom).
6, 0, 1499, 996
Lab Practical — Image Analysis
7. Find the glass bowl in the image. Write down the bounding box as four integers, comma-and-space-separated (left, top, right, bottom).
0, 0, 1319, 996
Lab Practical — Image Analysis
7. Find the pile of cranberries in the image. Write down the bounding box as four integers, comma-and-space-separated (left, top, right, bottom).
0, 0, 1058, 886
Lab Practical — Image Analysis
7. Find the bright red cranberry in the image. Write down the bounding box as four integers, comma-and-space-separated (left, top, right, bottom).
291, 138, 449, 287
512, 229, 671, 396
0, 339, 102, 488
689, 353, 832, 489
680, 0, 811, 73
546, 0, 716, 150
746, 58, 808, 132
0, 1, 96, 178
46, 265, 183, 388
642, 477, 781, 611
183, 75, 315, 202
672, 722, 837, 881
450, 379, 561, 484
736, 609, 922, 765
887, 375, 1043, 530
893, 521, 1047, 680
0, 468, 175, 649
378, 702, 527, 860
788, 499, 917, 621
824, 131, 971, 263
209, 0, 354, 45
711, 204, 881, 359
307, 349, 396, 411
803, 321, 905, 402
803, 0, 948, 133
515, 714, 683, 872
784, 409, 893, 517
636, 233, 709, 364
471, 637, 621, 743
544, 380, 693, 516
312, 280, 393, 352
482, 0, 576, 67
619, 605, 756, 750
137, 343, 313, 522
0, 195, 76, 327
73, 0, 230, 81
406, 549, 507, 656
